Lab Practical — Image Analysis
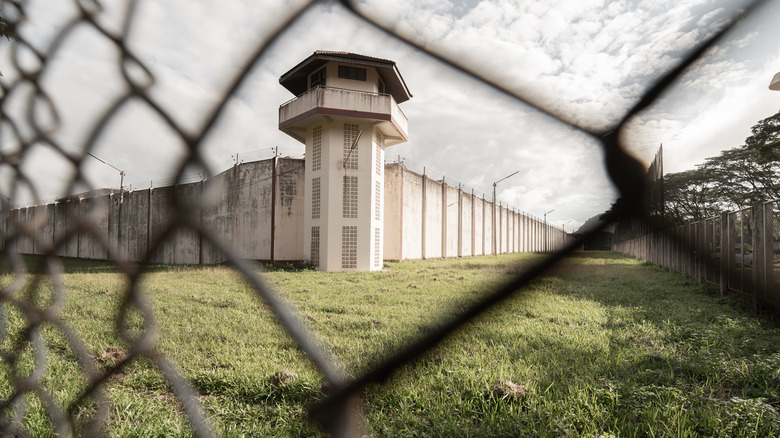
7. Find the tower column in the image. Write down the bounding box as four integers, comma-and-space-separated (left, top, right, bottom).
280, 51, 412, 271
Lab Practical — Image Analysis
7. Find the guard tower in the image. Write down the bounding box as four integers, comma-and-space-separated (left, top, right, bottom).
279, 51, 412, 271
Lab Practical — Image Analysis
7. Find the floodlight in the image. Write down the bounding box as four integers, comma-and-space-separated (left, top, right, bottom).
770, 72, 780, 91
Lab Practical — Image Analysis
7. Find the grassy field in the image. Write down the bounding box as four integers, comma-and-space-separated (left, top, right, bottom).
1, 251, 780, 436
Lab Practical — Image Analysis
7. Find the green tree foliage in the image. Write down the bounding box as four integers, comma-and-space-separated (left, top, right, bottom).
0, 16, 16, 41
0, 15, 17, 77
662, 168, 723, 226
663, 144, 780, 225
702, 146, 780, 207
745, 110, 780, 164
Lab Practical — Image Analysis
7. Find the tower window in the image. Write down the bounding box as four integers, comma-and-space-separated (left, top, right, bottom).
312, 177, 321, 219
374, 134, 383, 176
311, 226, 320, 268
343, 176, 358, 219
342, 226, 357, 269
312, 125, 322, 171
310, 67, 326, 89
338, 65, 366, 81
343, 123, 359, 169
374, 228, 381, 268
375, 180, 381, 221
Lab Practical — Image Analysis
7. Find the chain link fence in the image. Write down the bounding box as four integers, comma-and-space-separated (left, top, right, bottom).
0, 0, 770, 435
614, 200, 780, 312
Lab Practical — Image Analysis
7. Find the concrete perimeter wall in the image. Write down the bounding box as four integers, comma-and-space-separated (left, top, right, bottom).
6, 159, 567, 264
381, 163, 569, 261
7, 158, 305, 264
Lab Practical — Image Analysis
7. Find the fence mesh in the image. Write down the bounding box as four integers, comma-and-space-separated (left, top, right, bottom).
0, 0, 770, 436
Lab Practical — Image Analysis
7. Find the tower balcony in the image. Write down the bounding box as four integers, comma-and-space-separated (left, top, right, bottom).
279, 86, 408, 146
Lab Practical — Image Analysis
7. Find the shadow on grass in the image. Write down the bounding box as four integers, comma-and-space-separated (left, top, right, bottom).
190, 370, 323, 407
0, 255, 247, 275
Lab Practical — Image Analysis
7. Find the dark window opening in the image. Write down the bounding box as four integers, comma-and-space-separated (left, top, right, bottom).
310, 67, 326, 89
338, 65, 367, 81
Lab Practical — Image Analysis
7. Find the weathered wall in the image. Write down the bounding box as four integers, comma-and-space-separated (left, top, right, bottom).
148, 186, 176, 264
37, 204, 55, 254
6, 158, 569, 265
201, 169, 234, 264
445, 185, 459, 258
79, 195, 109, 260
173, 183, 202, 264
17, 207, 35, 254
274, 158, 305, 261
401, 170, 423, 260
7, 158, 306, 265
460, 192, 472, 257
121, 190, 150, 262
424, 176, 443, 259
383, 164, 403, 261
235, 161, 272, 260
473, 196, 484, 256
57, 200, 79, 258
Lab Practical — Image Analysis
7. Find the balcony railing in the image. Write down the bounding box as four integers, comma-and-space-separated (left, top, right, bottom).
279, 86, 408, 138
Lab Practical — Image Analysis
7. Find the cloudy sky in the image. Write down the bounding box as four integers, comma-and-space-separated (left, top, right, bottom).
2, 0, 779, 231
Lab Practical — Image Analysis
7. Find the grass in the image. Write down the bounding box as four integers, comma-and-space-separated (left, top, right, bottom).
1, 251, 779, 436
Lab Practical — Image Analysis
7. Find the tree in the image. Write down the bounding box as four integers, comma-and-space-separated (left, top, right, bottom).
701, 145, 780, 207
0, 15, 17, 77
660, 143, 780, 228
0, 16, 16, 41
662, 168, 723, 226
745, 110, 780, 164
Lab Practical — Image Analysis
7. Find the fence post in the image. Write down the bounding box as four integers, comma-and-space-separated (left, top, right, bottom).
765, 202, 776, 305
421, 171, 426, 259
457, 184, 463, 258
270, 156, 277, 263
399, 164, 405, 260
697, 221, 705, 283
720, 212, 730, 295
481, 194, 485, 255
471, 189, 475, 257
753, 202, 767, 311
441, 176, 447, 258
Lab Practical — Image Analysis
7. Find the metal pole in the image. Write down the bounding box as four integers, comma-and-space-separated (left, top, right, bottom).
544, 209, 555, 252
492, 182, 496, 255
491, 171, 519, 256
87, 152, 125, 257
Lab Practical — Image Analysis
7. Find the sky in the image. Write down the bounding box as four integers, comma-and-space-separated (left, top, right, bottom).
1, 0, 779, 232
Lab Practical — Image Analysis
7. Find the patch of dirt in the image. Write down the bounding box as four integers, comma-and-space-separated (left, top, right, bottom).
97, 346, 127, 365
488, 380, 532, 400
271, 369, 297, 386
154, 393, 177, 402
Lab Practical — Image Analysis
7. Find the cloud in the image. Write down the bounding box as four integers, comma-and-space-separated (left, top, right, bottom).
3, 0, 777, 228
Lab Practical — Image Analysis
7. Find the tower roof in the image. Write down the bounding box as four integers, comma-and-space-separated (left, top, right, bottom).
279, 50, 413, 103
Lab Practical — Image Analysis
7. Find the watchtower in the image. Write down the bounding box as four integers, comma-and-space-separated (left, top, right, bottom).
279, 51, 412, 271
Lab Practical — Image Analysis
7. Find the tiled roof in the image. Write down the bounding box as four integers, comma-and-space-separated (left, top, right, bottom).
279, 50, 412, 103
312, 51, 396, 66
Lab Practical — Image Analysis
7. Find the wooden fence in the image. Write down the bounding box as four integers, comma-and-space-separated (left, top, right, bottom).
613, 200, 780, 311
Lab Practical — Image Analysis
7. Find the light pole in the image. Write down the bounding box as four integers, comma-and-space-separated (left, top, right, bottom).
543, 209, 555, 252
88, 152, 126, 254
492, 171, 519, 255
88, 152, 125, 202
563, 219, 573, 233
562, 219, 573, 247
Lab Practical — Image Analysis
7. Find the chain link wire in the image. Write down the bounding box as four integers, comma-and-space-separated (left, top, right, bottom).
0, 0, 768, 435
